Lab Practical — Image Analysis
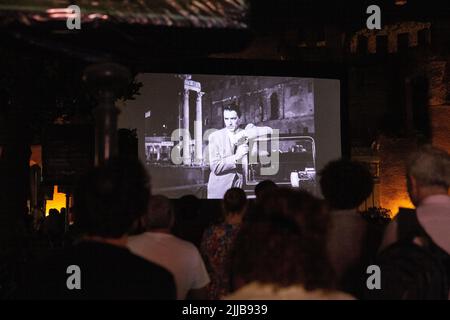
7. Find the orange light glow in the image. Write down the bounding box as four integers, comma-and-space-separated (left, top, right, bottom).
30, 145, 42, 167
395, 0, 407, 6
45, 186, 67, 216
384, 196, 414, 218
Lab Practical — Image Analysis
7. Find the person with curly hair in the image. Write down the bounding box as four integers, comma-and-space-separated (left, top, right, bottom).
201, 188, 247, 299
226, 188, 353, 300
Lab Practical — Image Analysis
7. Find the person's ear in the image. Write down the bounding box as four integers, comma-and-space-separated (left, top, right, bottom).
409, 175, 417, 191
407, 174, 419, 199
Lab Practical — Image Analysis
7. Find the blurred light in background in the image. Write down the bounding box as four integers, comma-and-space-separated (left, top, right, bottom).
45, 185, 66, 216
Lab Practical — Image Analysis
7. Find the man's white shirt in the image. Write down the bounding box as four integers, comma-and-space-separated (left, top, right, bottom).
128, 232, 210, 299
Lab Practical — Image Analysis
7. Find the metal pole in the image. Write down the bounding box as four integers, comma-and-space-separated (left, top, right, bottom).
83, 63, 131, 166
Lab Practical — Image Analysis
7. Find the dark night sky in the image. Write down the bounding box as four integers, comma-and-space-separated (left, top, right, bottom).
119, 73, 234, 140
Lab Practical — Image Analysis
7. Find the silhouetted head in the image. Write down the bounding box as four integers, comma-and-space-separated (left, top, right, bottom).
320, 159, 373, 210
48, 208, 59, 216
223, 188, 247, 215
143, 195, 174, 231
73, 157, 150, 238
254, 180, 278, 202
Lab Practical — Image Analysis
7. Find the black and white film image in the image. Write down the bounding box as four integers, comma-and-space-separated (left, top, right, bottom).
131, 74, 317, 199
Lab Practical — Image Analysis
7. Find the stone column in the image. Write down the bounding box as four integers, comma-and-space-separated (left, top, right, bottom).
183, 89, 191, 165
195, 92, 204, 165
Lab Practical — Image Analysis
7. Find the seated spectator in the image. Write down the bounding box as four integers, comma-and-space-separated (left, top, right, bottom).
201, 188, 247, 299
20, 157, 176, 299
244, 180, 278, 223
319, 158, 374, 296
373, 146, 450, 299
226, 188, 352, 300
43, 208, 65, 248
172, 195, 207, 248
254, 180, 277, 203
381, 146, 450, 252
128, 195, 210, 300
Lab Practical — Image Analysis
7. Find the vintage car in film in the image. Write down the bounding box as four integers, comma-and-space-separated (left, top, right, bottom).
146, 134, 317, 198
243, 134, 317, 197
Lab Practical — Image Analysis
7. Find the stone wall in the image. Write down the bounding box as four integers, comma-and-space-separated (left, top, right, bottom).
204, 77, 315, 134
350, 22, 431, 54
378, 136, 415, 215
430, 105, 450, 151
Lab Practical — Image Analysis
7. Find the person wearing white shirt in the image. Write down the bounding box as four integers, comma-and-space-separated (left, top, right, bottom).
128, 195, 210, 300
